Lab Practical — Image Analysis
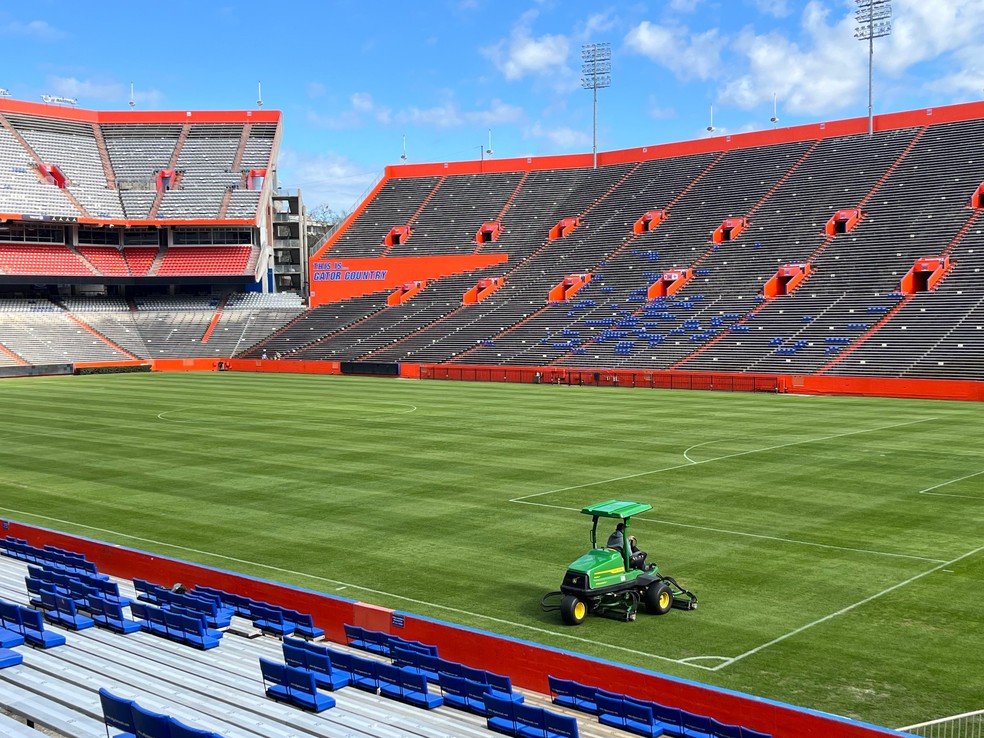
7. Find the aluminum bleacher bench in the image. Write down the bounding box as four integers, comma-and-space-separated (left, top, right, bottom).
0, 679, 103, 737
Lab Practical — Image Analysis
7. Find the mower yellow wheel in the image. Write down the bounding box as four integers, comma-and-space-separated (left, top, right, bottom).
560, 595, 588, 625
645, 581, 674, 615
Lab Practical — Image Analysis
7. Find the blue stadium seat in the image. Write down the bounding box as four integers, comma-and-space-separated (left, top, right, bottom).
98, 688, 137, 738
131, 701, 172, 738
285, 665, 335, 712
0, 647, 23, 669
259, 658, 290, 702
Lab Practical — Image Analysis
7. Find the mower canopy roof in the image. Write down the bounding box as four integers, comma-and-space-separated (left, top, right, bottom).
581, 499, 653, 519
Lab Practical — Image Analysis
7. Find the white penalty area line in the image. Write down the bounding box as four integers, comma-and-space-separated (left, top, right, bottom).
917, 470, 984, 500
510, 417, 939, 502
709, 544, 984, 671
0, 500, 714, 671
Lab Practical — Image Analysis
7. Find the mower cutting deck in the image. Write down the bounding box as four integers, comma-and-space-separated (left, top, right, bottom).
541, 500, 697, 624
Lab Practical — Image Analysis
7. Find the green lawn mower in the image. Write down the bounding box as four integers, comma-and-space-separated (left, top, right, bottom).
541, 500, 698, 624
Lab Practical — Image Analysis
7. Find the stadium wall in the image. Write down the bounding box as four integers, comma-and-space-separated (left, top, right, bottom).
2, 519, 909, 738
70, 359, 984, 401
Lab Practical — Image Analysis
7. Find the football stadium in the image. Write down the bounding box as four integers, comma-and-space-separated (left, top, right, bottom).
0, 4, 982, 738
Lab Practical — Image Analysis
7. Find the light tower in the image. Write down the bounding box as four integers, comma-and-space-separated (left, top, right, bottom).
854, 0, 892, 137
581, 42, 611, 169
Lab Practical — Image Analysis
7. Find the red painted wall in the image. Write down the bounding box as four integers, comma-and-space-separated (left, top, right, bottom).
69, 360, 983, 402
0, 520, 907, 738
309, 254, 508, 306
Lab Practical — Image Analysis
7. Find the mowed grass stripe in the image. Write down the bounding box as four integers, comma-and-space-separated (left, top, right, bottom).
0, 373, 980, 728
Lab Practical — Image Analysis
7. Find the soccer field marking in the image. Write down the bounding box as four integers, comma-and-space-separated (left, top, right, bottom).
509, 500, 947, 563
710, 543, 984, 672
0, 502, 716, 671
682, 439, 721, 464
917, 470, 984, 500
156, 408, 196, 423
510, 416, 939, 502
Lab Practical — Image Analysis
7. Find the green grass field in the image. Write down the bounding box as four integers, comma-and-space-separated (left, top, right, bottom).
1, 372, 981, 728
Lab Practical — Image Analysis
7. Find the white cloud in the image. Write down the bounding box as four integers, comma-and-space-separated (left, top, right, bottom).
753, 0, 790, 17
624, 21, 723, 81
47, 76, 125, 102
878, 0, 984, 76
719, 2, 865, 115
482, 10, 571, 81
668, 0, 701, 12
397, 102, 463, 128
527, 122, 591, 149
1, 19, 65, 41
464, 99, 524, 126
647, 96, 675, 120
580, 11, 618, 38
276, 148, 379, 214
308, 92, 391, 129
132, 88, 165, 108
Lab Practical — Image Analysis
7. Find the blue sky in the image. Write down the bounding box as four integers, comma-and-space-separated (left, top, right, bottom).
2, 1, 983, 212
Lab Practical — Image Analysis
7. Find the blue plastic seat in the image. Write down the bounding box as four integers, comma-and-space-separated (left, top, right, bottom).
98, 688, 137, 738
485, 693, 521, 735
306, 649, 350, 690
545, 709, 581, 738
710, 718, 742, 738
350, 655, 380, 692
285, 665, 335, 712
131, 701, 172, 738
259, 658, 290, 702
18, 606, 66, 648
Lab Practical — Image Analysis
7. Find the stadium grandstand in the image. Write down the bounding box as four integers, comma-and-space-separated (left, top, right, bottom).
0, 96, 981, 396
0, 91, 981, 738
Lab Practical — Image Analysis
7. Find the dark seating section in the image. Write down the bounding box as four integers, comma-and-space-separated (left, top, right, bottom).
100, 687, 225, 738
548, 676, 772, 738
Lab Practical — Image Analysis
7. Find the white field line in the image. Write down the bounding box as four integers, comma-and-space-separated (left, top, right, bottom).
917, 470, 984, 500
0, 498, 714, 670
510, 417, 939, 501
508, 500, 946, 563
710, 544, 984, 671
682, 439, 721, 464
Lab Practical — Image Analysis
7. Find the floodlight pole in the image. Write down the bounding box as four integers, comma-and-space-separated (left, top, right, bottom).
855, 0, 892, 137
581, 42, 611, 170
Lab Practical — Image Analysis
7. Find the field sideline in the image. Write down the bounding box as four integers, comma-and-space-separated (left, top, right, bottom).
0, 372, 980, 728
